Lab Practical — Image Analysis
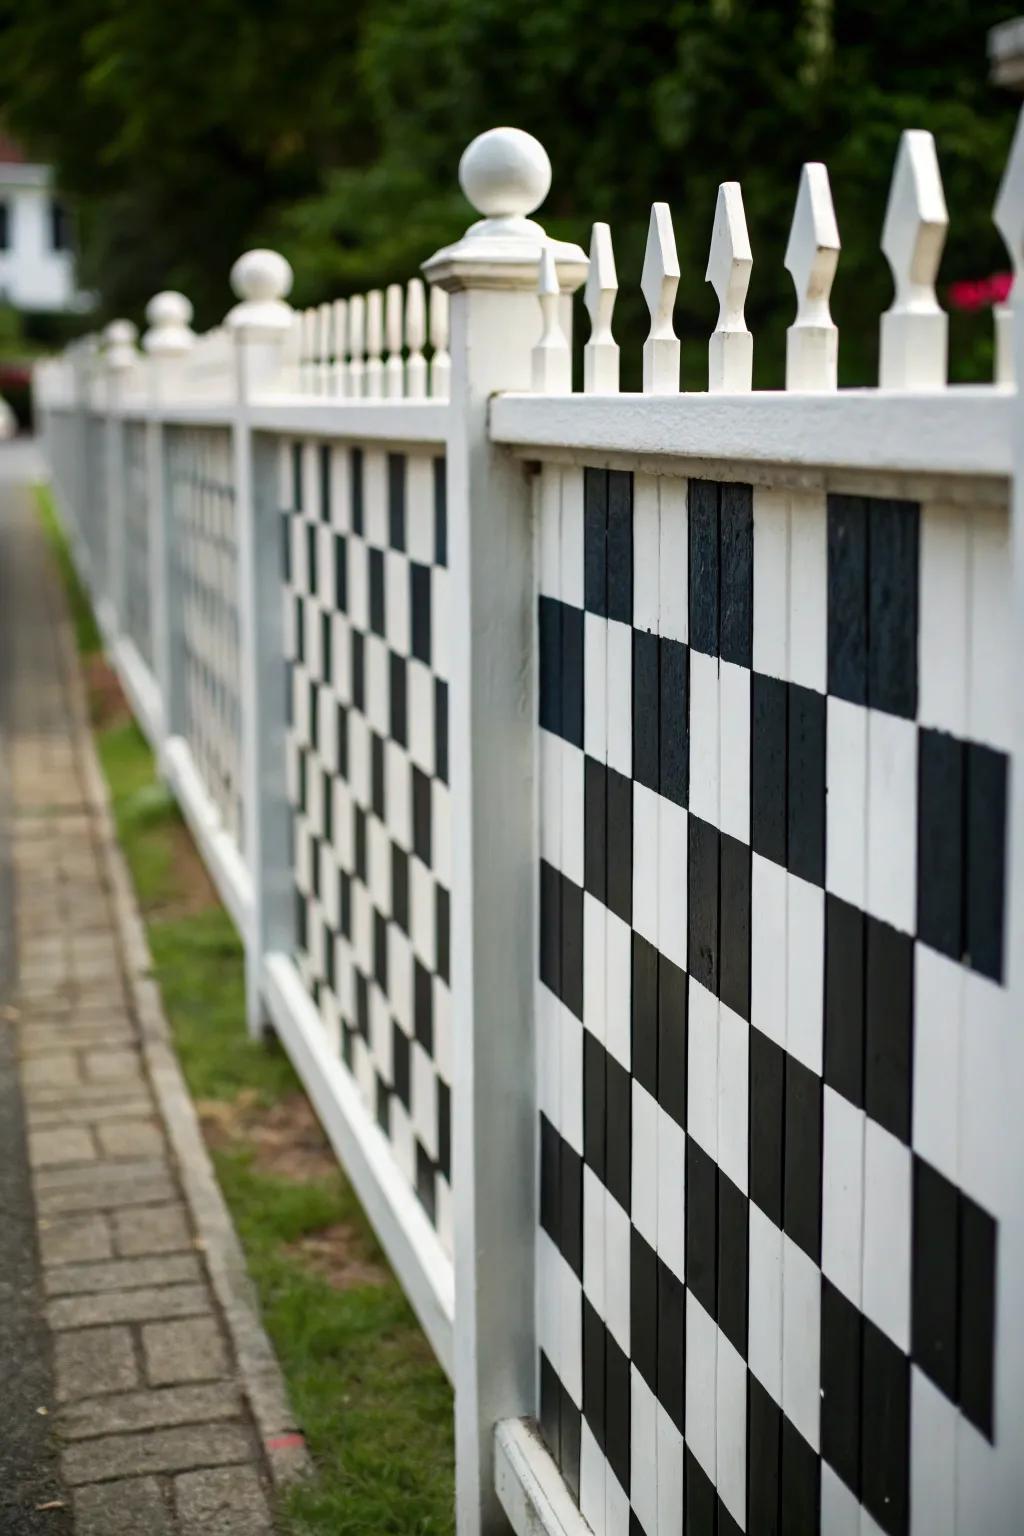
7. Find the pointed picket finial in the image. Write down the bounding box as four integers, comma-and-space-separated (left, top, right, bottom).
384, 283, 405, 398
583, 222, 619, 393
405, 278, 428, 399
879, 129, 948, 388
993, 105, 1024, 384
641, 203, 680, 394
429, 285, 450, 398
784, 162, 840, 390
318, 301, 332, 394
331, 298, 348, 396
348, 293, 366, 398
365, 289, 384, 397
532, 245, 571, 393
705, 182, 753, 393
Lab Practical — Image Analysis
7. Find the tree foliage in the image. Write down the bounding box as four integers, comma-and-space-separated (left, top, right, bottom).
0, 0, 1016, 382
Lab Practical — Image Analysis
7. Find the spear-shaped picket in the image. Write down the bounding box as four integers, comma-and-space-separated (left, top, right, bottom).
879, 129, 948, 389
706, 181, 753, 392
641, 202, 680, 394
784, 162, 840, 390
583, 222, 619, 393
532, 246, 571, 392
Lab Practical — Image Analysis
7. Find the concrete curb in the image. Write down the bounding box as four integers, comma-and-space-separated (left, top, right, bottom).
57, 604, 312, 1490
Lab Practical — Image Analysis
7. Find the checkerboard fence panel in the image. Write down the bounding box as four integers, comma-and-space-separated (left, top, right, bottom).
167, 424, 244, 850
123, 419, 153, 672
535, 463, 1010, 1536
281, 439, 453, 1255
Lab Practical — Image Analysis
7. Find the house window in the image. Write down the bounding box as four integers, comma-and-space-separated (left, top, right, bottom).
0, 203, 9, 252
50, 199, 69, 252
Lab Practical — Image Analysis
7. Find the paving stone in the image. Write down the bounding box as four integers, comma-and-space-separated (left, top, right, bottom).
21, 1052, 80, 1089
96, 1118, 164, 1159
28, 1125, 96, 1168
38, 1177, 176, 1217
35, 1159, 168, 1193
113, 1204, 193, 1257
48, 1283, 211, 1331
38, 1213, 114, 1266
175, 1465, 273, 1534
59, 1382, 242, 1440
84, 1048, 142, 1084
29, 1096, 154, 1129
143, 1317, 229, 1386
62, 1422, 252, 1485
44, 1252, 202, 1297
55, 1326, 138, 1402
74, 1476, 172, 1536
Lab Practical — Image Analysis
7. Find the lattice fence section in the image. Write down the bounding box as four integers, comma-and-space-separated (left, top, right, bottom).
82, 411, 108, 599
167, 426, 243, 848
123, 419, 153, 671
282, 440, 453, 1254
535, 464, 1009, 1536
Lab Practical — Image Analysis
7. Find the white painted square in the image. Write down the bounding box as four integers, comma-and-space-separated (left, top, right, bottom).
539, 728, 562, 869
431, 565, 449, 675
717, 1002, 749, 1195
751, 853, 787, 1050
583, 1166, 606, 1312
910, 1365, 956, 1536
826, 696, 868, 909
559, 467, 585, 610
632, 1079, 659, 1249
656, 1404, 685, 1536
560, 1006, 584, 1156
657, 1107, 686, 1281
786, 874, 824, 1073
385, 548, 410, 654
912, 945, 962, 1185
717, 1333, 748, 1530
630, 1368, 659, 1536
782, 1234, 821, 1451
632, 781, 660, 948
604, 1189, 631, 1355
687, 979, 718, 1159
821, 1087, 865, 1306
957, 969, 1004, 1212
787, 489, 827, 694
866, 709, 917, 935
753, 486, 789, 680
363, 449, 387, 546
559, 1255, 582, 1406
580, 1422, 607, 1536
719, 660, 750, 844
408, 658, 435, 778
658, 477, 688, 643
820, 1462, 860, 1536
560, 738, 585, 888
537, 1228, 561, 1374
633, 474, 661, 633
538, 466, 561, 599
605, 619, 632, 778
657, 797, 688, 971
862, 1119, 912, 1351
685, 1291, 718, 1482
968, 504, 1013, 752
411, 1040, 437, 1156
747, 1202, 783, 1404
605, 1468, 630, 1536
405, 454, 434, 563
689, 649, 720, 828
384, 742, 411, 850
604, 911, 632, 1071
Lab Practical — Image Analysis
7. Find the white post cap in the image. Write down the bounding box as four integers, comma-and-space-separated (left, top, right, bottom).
226, 249, 294, 334
103, 319, 139, 371
143, 290, 196, 357
423, 126, 587, 293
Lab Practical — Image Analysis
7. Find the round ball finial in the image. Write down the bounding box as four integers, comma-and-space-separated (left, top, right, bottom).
104, 319, 138, 346
146, 290, 193, 329
458, 127, 552, 220
230, 249, 293, 304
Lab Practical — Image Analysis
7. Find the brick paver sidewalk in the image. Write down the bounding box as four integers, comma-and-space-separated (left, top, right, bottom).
1, 480, 280, 1532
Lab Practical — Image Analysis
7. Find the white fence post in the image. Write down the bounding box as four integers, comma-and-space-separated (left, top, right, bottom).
423, 128, 588, 1535
143, 291, 195, 747
227, 249, 295, 1037
102, 319, 137, 630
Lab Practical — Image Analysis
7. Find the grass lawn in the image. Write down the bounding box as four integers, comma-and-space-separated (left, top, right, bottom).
35, 485, 456, 1536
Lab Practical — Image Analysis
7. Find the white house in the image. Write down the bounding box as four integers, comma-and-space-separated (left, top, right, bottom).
0, 134, 91, 313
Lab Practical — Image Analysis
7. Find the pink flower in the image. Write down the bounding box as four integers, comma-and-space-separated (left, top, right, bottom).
947, 272, 1013, 311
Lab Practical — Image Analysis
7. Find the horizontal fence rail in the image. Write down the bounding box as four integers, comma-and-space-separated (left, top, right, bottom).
35, 110, 1024, 1536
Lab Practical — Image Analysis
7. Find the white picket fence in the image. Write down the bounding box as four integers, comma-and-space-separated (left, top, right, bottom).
35, 114, 1024, 1536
